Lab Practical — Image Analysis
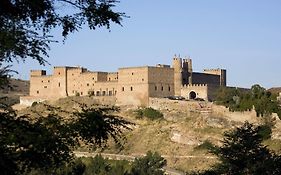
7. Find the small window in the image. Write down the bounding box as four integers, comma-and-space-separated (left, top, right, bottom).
115, 90, 117, 94
92, 77, 95, 80
58, 82, 60, 87
155, 86, 157, 91
109, 91, 112, 96
92, 83, 94, 86
48, 80, 50, 83
161, 86, 164, 91
37, 90, 39, 94
168, 86, 171, 91
58, 72, 60, 75
131, 72, 134, 75
131, 87, 133, 91
102, 91, 106, 96
122, 87, 124, 91
44, 86, 47, 88
80, 92, 83, 95
41, 80, 43, 83
142, 78, 144, 81
72, 73, 74, 76
96, 91, 100, 96
109, 78, 111, 81
87, 83, 89, 86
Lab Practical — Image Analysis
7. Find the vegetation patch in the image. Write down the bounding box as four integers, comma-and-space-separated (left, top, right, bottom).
135, 107, 164, 120
215, 84, 281, 117
194, 140, 215, 151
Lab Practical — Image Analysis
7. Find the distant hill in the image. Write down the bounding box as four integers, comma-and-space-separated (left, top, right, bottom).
268, 87, 281, 94
0, 78, 29, 106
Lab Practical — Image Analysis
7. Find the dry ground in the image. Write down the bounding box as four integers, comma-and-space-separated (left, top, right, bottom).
14, 96, 281, 172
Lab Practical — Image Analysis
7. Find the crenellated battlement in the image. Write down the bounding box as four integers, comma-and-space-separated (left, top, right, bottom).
182, 84, 208, 88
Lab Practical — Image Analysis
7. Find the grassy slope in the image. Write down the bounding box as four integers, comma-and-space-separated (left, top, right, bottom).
17, 96, 281, 172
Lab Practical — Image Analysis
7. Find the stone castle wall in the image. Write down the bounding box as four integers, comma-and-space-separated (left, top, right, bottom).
192, 72, 221, 85
24, 57, 227, 106
116, 67, 149, 106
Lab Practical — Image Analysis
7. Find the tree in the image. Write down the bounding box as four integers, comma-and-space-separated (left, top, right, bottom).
215, 85, 281, 117
131, 151, 167, 175
83, 154, 111, 175
0, 1, 130, 174
203, 122, 281, 175
0, 104, 133, 174
0, 0, 125, 65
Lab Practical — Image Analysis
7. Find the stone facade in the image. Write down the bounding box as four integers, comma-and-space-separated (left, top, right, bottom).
21, 56, 226, 106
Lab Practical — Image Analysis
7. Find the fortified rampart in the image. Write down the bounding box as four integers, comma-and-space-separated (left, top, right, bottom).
21, 55, 227, 106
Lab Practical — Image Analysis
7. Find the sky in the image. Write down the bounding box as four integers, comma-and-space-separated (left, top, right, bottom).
11, 0, 281, 88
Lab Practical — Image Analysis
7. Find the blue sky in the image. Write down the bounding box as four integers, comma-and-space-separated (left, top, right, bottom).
12, 0, 281, 88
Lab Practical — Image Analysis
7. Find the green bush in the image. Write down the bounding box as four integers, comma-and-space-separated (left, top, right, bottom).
131, 151, 166, 175
194, 140, 215, 151
135, 107, 163, 120
258, 124, 272, 140
215, 84, 281, 117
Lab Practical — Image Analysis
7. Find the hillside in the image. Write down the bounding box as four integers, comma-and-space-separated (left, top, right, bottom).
268, 87, 281, 94
0, 78, 29, 106
17, 96, 281, 172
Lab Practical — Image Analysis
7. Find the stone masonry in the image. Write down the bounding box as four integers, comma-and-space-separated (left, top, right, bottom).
21, 55, 226, 106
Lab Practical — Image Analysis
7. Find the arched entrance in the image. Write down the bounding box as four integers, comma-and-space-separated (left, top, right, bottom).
189, 91, 196, 99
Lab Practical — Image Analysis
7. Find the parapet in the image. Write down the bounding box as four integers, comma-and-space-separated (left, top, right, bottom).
156, 64, 170, 68
30, 70, 46, 76
182, 84, 208, 88
203, 68, 226, 74
203, 68, 221, 71
183, 58, 192, 63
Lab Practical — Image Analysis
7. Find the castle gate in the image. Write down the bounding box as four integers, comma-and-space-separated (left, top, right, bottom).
189, 91, 196, 99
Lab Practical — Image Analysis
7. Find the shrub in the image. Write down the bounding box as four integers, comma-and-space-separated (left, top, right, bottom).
135, 107, 163, 120
194, 140, 215, 151
131, 151, 166, 175
258, 124, 272, 140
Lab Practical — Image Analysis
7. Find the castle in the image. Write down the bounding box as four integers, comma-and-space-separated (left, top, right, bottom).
21, 56, 226, 106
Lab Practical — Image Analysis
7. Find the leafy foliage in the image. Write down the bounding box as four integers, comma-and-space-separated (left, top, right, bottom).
81, 155, 130, 175
202, 122, 281, 175
0, 0, 125, 64
0, 104, 133, 174
55, 159, 86, 175
83, 155, 111, 175
215, 84, 281, 117
135, 107, 163, 120
72, 106, 132, 148
131, 151, 167, 175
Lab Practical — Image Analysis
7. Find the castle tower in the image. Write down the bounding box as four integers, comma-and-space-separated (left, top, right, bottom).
220, 69, 226, 86
52, 67, 68, 96
172, 56, 183, 96
182, 58, 193, 85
